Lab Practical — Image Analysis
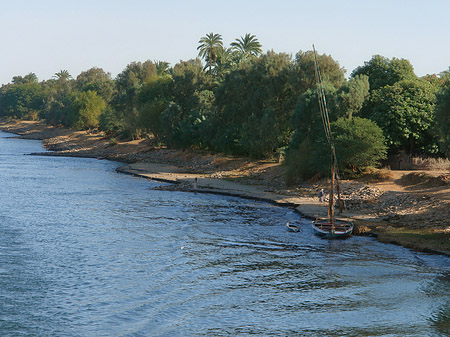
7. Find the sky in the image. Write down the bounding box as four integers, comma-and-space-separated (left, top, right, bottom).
1, 0, 449, 85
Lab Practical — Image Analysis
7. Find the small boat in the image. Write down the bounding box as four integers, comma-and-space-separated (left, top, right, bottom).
312, 219, 353, 239
311, 45, 353, 239
286, 222, 300, 232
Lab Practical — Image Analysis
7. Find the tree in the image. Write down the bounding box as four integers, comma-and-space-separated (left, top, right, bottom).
315, 117, 387, 175
113, 60, 158, 138
75, 67, 115, 103
171, 58, 209, 113
212, 51, 293, 156
289, 82, 340, 142
230, 33, 262, 63
351, 55, 416, 91
155, 61, 171, 76
290, 50, 346, 96
197, 32, 223, 73
434, 80, 450, 155
369, 79, 438, 154
159, 59, 210, 147
286, 116, 387, 181
12, 73, 38, 84
24, 73, 38, 84
0, 82, 44, 119
337, 75, 370, 119
286, 73, 376, 181
138, 75, 173, 140
53, 70, 72, 82
72, 90, 107, 130
212, 47, 234, 77
438, 66, 450, 80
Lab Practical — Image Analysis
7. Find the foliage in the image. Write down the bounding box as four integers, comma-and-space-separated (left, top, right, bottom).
159, 59, 210, 147
290, 82, 339, 141
213, 47, 235, 78
368, 79, 438, 154
0, 82, 45, 119
285, 137, 315, 184
434, 80, 450, 155
113, 60, 158, 138
212, 51, 293, 157
290, 50, 346, 95
40, 76, 75, 126
160, 89, 214, 148
230, 33, 263, 63
172, 59, 209, 111
337, 75, 370, 119
71, 90, 107, 130
12, 73, 38, 84
99, 107, 125, 136
320, 117, 387, 175
155, 61, 172, 76
1, 39, 449, 178
53, 70, 72, 82
197, 33, 223, 74
138, 75, 173, 140
286, 117, 387, 180
351, 55, 416, 91
75, 67, 116, 103
439, 67, 450, 80
286, 71, 381, 180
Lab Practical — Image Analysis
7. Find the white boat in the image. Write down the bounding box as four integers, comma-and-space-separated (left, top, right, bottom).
286, 222, 300, 232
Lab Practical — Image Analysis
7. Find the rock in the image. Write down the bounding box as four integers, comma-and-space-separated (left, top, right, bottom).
353, 224, 372, 235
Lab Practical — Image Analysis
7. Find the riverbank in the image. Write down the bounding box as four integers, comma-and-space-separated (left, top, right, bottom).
1, 119, 449, 255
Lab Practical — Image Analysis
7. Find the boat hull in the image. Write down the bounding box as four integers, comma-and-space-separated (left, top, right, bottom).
286, 223, 300, 232
312, 219, 353, 238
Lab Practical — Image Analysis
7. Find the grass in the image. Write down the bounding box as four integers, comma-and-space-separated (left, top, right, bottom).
377, 228, 450, 255
411, 156, 450, 170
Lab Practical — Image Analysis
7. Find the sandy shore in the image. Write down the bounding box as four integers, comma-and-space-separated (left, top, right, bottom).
1, 119, 449, 255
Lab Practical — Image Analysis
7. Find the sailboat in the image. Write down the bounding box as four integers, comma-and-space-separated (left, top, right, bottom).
311, 45, 353, 239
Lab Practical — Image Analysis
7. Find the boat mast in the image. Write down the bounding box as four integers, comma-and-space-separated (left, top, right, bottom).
312, 44, 343, 222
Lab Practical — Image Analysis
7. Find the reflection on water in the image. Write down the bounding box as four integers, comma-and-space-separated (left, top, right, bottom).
428, 274, 450, 334
0, 130, 450, 336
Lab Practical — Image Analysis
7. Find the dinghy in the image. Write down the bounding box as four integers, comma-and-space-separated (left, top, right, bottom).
286, 222, 300, 232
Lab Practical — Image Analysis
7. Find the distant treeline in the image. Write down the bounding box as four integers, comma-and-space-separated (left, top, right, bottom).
1, 33, 450, 181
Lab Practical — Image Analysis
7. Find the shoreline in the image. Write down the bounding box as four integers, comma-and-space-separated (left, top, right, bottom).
1, 119, 449, 256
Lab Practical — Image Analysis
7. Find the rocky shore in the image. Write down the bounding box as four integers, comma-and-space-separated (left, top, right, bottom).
1, 119, 449, 256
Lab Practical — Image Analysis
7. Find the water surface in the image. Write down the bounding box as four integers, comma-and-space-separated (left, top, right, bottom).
0, 130, 449, 336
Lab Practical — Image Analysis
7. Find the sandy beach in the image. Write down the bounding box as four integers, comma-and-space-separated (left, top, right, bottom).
1, 119, 449, 255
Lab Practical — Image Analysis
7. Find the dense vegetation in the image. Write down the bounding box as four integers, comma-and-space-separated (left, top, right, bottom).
1, 33, 449, 182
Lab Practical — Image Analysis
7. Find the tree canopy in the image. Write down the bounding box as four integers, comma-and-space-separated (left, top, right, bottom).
1, 35, 449, 183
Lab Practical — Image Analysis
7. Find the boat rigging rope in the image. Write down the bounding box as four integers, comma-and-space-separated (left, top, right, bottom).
313, 44, 343, 215
313, 47, 332, 145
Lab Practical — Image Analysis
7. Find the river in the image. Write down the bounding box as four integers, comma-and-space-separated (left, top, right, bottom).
0, 130, 449, 336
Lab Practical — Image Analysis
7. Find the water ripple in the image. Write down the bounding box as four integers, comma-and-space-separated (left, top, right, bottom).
1, 130, 450, 336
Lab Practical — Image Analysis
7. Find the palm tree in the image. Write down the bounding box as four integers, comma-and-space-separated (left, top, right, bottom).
231, 33, 262, 62
53, 70, 72, 81
12, 73, 38, 84
24, 72, 38, 83
197, 32, 223, 73
155, 61, 171, 76
213, 47, 234, 76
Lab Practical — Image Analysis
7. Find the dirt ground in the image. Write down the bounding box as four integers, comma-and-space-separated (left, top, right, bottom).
1, 119, 449, 255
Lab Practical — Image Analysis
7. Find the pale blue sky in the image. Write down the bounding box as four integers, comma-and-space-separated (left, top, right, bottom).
1, 0, 449, 85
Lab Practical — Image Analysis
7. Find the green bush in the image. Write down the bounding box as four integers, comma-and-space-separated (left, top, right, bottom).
286, 117, 387, 181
